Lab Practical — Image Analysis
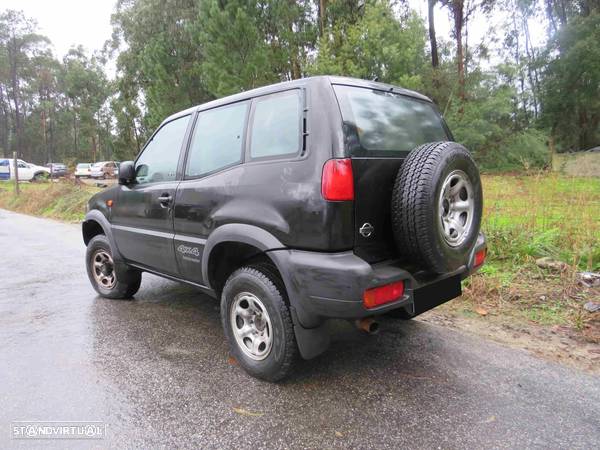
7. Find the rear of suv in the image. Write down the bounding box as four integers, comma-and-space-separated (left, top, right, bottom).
82, 76, 486, 381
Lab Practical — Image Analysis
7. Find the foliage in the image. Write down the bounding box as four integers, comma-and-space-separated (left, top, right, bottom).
540, 12, 600, 151
309, 2, 427, 90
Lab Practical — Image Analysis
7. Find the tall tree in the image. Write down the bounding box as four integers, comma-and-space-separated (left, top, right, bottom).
428, 0, 439, 68
0, 10, 49, 159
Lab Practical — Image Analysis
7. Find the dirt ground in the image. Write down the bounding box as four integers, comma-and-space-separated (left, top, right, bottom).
421, 302, 600, 375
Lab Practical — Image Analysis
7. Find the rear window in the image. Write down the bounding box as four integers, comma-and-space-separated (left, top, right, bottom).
333, 85, 449, 156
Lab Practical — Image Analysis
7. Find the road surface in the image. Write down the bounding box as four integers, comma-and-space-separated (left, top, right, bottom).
1, 209, 599, 449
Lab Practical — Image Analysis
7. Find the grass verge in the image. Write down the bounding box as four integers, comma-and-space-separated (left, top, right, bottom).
0, 180, 99, 222
437, 173, 600, 348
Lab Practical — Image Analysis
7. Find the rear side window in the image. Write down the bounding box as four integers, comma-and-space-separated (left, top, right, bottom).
186, 101, 248, 178
250, 90, 301, 159
135, 115, 189, 184
333, 85, 449, 156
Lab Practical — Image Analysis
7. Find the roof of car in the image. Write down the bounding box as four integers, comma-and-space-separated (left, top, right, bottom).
162, 75, 432, 125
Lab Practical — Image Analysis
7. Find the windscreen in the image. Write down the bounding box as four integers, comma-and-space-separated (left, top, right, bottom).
333, 84, 449, 157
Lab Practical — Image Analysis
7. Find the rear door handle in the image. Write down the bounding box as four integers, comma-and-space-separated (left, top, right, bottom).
158, 193, 172, 207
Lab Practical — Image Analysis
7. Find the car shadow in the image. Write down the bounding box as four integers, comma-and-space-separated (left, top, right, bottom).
90, 273, 455, 389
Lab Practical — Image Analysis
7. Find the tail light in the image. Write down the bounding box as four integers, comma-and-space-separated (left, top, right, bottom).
474, 249, 486, 267
363, 281, 405, 309
322, 158, 354, 201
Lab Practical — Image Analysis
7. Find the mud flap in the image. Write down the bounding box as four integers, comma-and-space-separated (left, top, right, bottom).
290, 307, 330, 360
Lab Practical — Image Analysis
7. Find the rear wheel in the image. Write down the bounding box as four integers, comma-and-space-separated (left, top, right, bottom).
86, 235, 141, 299
32, 172, 48, 182
221, 265, 297, 381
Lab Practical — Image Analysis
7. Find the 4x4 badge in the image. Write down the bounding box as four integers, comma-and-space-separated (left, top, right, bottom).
359, 223, 374, 238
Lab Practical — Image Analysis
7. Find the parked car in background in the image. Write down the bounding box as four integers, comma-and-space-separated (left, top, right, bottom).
90, 161, 118, 179
0, 158, 50, 182
46, 163, 68, 178
74, 163, 92, 178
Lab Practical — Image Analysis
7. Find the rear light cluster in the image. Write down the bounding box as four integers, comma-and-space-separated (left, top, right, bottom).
363, 281, 405, 309
322, 158, 354, 201
474, 249, 486, 267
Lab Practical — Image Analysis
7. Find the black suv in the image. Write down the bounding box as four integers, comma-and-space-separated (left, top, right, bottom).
83, 76, 486, 381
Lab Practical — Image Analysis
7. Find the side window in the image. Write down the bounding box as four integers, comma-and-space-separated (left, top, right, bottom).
185, 102, 248, 178
250, 90, 301, 159
135, 115, 189, 184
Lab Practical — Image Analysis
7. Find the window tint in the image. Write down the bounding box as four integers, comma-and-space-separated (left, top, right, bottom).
135, 115, 189, 184
250, 90, 300, 159
186, 102, 248, 178
333, 85, 448, 156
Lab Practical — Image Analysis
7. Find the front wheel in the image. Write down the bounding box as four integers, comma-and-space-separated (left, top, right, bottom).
221, 265, 298, 381
86, 234, 141, 299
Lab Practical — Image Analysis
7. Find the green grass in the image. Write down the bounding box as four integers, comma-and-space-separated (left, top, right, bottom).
455, 173, 600, 333
0, 180, 99, 221
482, 174, 600, 271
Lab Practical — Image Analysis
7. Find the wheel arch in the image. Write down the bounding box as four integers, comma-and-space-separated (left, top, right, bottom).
202, 224, 330, 360
82, 210, 123, 261
201, 223, 286, 292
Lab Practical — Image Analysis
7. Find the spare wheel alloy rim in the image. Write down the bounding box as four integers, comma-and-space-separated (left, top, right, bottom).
438, 170, 475, 247
230, 292, 273, 361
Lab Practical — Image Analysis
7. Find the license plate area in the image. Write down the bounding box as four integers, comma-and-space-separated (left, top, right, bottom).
412, 274, 462, 316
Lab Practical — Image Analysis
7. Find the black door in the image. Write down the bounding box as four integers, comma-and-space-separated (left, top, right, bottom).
112, 114, 191, 276
173, 100, 250, 285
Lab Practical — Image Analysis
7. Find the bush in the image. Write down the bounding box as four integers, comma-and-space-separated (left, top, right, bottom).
477, 129, 551, 172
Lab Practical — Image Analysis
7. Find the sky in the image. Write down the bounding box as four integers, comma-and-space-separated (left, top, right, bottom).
1, 0, 115, 59
2, 0, 548, 69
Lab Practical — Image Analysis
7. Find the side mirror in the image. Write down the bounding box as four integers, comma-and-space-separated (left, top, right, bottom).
118, 161, 135, 185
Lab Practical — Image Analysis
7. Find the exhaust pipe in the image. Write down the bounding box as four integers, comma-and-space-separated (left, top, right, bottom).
355, 317, 380, 335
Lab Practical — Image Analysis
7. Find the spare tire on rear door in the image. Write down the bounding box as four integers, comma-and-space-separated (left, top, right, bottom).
391, 141, 482, 274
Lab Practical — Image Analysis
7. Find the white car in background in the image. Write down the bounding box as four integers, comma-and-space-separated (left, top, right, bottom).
90, 161, 118, 179
0, 158, 50, 182
74, 163, 92, 178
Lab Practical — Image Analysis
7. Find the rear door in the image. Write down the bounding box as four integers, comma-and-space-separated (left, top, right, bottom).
333, 84, 451, 264
111, 114, 192, 275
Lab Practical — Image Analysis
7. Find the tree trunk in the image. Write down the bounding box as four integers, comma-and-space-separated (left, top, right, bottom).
522, 17, 540, 119
73, 112, 79, 155
92, 133, 97, 163
8, 36, 23, 159
452, 1, 466, 103
0, 85, 10, 158
318, 0, 327, 37
428, 0, 439, 68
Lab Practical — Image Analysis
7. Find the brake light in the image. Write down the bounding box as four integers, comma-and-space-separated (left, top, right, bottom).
363, 281, 405, 309
321, 159, 354, 201
474, 249, 486, 267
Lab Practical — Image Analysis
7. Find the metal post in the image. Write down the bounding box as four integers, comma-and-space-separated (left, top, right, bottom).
13, 151, 19, 195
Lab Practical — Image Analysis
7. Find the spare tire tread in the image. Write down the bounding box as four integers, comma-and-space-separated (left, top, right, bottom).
392, 141, 481, 273
392, 142, 449, 268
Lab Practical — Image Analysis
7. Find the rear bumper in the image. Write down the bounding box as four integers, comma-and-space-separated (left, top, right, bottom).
271, 233, 487, 328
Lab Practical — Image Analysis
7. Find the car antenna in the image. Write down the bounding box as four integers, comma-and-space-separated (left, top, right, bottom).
372, 76, 379, 82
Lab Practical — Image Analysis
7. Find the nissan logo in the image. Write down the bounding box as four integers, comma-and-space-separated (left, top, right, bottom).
359, 223, 374, 238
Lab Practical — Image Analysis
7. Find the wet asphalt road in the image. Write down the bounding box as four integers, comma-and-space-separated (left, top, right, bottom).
1, 209, 599, 449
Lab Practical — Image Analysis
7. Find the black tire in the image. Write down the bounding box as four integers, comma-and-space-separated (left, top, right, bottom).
86, 234, 141, 299
221, 265, 298, 381
32, 172, 48, 182
392, 141, 482, 273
